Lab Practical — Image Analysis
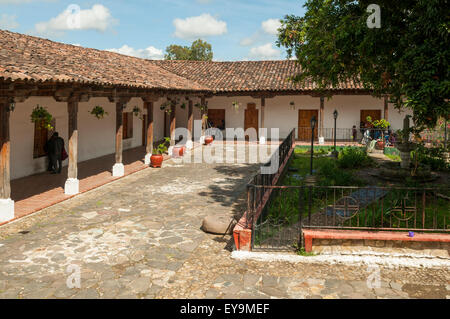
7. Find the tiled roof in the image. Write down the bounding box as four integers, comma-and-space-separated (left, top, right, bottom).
0, 29, 208, 91
150, 60, 364, 92
0, 30, 364, 93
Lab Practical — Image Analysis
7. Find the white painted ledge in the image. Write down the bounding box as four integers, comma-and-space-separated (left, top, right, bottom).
64, 178, 79, 195
112, 163, 125, 177
186, 140, 193, 150
0, 198, 14, 222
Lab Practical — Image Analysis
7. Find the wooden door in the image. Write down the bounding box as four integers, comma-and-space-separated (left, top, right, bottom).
298, 110, 318, 141
360, 110, 381, 128
207, 109, 225, 129
244, 103, 258, 140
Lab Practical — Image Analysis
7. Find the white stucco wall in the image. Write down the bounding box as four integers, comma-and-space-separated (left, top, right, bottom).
9, 93, 412, 180
10, 97, 143, 180
205, 94, 413, 139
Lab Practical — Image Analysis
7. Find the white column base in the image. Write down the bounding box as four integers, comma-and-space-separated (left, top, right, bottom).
259, 136, 266, 144
144, 153, 152, 165
112, 163, 125, 177
64, 178, 79, 195
186, 140, 193, 150
199, 136, 205, 145
168, 146, 174, 156
319, 136, 325, 145
0, 198, 14, 222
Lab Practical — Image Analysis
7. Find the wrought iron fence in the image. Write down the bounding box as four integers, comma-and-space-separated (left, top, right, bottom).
249, 184, 449, 251
295, 127, 449, 147
245, 128, 296, 228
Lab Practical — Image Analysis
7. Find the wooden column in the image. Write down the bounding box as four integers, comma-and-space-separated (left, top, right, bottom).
384, 95, 389, 120
0, 101, 11, 200
145, 101, 154, 155
67, 100, 78, 180
115, 102, 124, 164
187, 99, 193, 139
169, 100, 176, 146
201, 97, 207, 135
319, 96, 324, 137
260, 97, 266, 143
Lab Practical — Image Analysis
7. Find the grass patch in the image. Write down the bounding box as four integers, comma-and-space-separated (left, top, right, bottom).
385, 154, 401, 162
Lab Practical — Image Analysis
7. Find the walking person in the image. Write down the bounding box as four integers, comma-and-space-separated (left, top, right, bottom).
44, 132, 65, 174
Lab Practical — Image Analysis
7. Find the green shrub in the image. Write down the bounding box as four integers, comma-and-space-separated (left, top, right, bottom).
337, 147, 372, 169
318, 160, 364, 186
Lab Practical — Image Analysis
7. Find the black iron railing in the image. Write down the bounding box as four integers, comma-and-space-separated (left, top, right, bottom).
245, 129, 296, 228
249, 184, 449, 251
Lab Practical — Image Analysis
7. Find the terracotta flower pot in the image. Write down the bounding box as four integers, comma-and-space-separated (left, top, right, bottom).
150, 154, 164, 168
205, 136, 214, 145
172, 146, 184, 157
376, 140, 385, 150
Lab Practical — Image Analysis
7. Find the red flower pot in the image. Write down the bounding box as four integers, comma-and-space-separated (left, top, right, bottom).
172, 146, 184, 157
150, 154, 164, 168
205, 136, 213, 145
376, 140, 385, 150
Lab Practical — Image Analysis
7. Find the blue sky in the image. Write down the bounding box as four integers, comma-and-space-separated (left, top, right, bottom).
0, 0, 306, 61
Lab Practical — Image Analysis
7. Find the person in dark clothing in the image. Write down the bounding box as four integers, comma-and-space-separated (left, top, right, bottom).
44, 132, 64, 174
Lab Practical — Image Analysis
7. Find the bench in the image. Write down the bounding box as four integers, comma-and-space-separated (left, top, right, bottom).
302, 229, 450, 252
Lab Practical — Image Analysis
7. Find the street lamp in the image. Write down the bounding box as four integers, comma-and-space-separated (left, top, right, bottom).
310, 115, 317, 175
333, 109, 338, 157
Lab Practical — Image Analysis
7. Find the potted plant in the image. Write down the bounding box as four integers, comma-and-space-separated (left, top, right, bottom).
366, 116, 390, 150
31, 105, 54, 130
151, 137, 170, 168
132, 106, 143, 119
232, 101, 240, 111
90, 106, 108, 119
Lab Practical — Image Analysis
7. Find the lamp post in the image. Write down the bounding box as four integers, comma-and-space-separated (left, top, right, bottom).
333, 109, 338, 157
310, 115, 316, 175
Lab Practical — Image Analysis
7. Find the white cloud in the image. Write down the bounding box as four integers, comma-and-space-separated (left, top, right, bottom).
248, 43, 281, 60
0, 14, 19, 29
173, 13, 227, 39
261, 18, 281, 35
239, 36, 256, 47
107, 45, 164, 60
35, 4, 117, 34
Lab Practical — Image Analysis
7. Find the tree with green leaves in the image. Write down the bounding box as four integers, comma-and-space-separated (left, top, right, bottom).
277, 0, 449, 129
165, 39, 213, 61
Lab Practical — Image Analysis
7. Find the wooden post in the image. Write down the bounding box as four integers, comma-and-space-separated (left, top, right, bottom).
260, 97, 266, 144
187, 99, 193, 140
384, 95, 389, 121
0, 99, 14, 222
201, 97, 207, 136
169, 100, 176, 147
112, 101, 125, 176
64, 100, 79, 195
0, 101, 11, 200
319, 96, 324, 138
145, 101, 154, 154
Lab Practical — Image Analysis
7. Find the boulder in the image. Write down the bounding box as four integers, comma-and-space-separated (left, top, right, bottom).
201, 215, 236, 235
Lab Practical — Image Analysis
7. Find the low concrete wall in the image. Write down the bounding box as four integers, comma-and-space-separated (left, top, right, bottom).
312, 238, 450, 258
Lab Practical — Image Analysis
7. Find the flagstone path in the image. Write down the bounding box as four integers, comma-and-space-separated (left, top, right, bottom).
0, 145, 448, 299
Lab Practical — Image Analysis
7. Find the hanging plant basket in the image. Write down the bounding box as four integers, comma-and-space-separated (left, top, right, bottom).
132, 106, 143, 119
31, 105, 54, 130
90, 105, 108, 119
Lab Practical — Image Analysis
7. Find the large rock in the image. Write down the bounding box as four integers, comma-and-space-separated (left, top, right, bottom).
201, 215, 236, 235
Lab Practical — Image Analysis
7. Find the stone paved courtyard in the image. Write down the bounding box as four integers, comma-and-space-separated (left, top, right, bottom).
0, 145, 448, 299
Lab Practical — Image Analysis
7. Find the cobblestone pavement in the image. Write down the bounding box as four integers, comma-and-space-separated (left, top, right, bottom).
0, 145, 449, 299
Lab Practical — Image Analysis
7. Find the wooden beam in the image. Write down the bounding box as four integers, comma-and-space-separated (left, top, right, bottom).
201, 96, 207, 135
260, 97, 265, 129
0, 101, 11, 199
